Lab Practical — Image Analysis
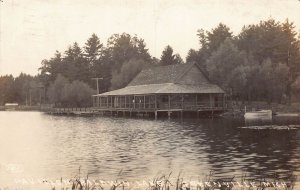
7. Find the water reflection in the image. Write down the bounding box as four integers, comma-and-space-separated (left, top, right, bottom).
0, 112, 299, 188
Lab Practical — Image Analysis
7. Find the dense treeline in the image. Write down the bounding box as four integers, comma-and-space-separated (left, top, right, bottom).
187, 19, 300, 103
0, 18, 299, 106
0, 73, 44, 106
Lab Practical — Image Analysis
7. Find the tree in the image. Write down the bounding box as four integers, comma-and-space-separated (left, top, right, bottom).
186, 49, 200, 64
206, 23, 232, 53
84, 33, 103, 64
197, 29, 208, 49
84, 33, 103, 78
160, 45, 174, 66
0, 75, 15, 105
198, 23, 232, 56
39, 51, 63, 82
47, 74, 70, 106
160, 45, 183, 66
260, 59, 289, 103
47, 74, 95, 107
107, 33, 150, 70
13, 73, 38, 105
63, 42, 91, 83
62, 80, 95, 107
188, 23, 232, 72
205, 39, 249, 98
237, 18, 300, 101
174, 54, 184, 64
110, 59, 148, 90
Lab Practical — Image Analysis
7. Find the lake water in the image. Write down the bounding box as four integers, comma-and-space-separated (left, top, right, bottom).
1, 111, 300, 189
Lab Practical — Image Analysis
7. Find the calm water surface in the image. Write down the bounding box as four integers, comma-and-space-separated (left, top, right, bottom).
1, 111, 300, 188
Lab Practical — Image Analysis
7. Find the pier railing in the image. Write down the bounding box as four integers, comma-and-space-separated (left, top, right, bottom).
94, 101, 225, 111
52, 107, 94, 112
47, 100, 226, 114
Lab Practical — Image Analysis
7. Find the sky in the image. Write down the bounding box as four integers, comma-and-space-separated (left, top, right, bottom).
0, 0, 300, 76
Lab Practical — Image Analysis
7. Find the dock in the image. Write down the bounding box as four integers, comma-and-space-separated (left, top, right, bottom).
46, 106, 225, 119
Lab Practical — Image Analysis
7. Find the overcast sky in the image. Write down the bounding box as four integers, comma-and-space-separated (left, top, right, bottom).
0, 0, 300, 76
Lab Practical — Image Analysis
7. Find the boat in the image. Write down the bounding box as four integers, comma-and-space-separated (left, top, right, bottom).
4, 103, 19, 111
275, 112, 300, 117
244, 109, 272, 119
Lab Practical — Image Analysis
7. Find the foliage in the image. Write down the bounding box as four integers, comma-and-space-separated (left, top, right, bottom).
187, 23, 232, 71
1, 18, 300, 105
47, 74, 95, 107
84, 33, 103, 66
110, 59, 148, 90
206, 38, 290, 103
0, 75, 15, 105
202, 23, 232, 54
206, 39, 249, 97
62, 80, 96, 107
255, 59, 289, 103
0, 73, 43, 106
191, 19, 300, 103
47, 74, 70, 106
38, 33, 153, 94
160, 45, 184, 66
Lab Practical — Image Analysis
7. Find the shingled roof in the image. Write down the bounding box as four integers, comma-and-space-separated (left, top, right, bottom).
128, 63, 191, 86
94, 63, 224, 96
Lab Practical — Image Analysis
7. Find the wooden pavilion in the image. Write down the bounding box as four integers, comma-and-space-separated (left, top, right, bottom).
92, 63, 226, 118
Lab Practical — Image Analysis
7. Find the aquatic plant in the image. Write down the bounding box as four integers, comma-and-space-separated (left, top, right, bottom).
46, 168, 297, 190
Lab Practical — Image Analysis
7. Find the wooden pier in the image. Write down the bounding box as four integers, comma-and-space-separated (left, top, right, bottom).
46, 106, 225, 119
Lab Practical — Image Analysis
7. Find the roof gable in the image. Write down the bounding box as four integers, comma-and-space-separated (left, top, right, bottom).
175, 64, 210, 85
128, 63, 207, 86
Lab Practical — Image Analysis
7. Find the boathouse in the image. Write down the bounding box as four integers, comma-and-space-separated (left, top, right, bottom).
92, 63, 226, 118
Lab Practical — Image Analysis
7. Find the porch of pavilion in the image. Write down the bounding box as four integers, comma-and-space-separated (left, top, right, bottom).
92, 93, 225, 119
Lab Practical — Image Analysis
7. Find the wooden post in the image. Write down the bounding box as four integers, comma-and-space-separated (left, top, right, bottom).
181, 95, 184, 109
209, 94, 213, 108
109, 96, 111, 108
119, 96, 121, 108
196, 94, 198, 109
155, 95, 157, 109
107, 96, 109, 108
168, 95, 171, 110
168, 111, 171, 119
99, 97, 101, 108
144, 95, 146, 109
133, 96, 136, 109
125, 96, 127, 108
223, 94, 225, 109
155, 111, 157, 120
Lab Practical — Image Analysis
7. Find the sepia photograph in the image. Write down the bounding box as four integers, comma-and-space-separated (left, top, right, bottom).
1, 0, 300, 189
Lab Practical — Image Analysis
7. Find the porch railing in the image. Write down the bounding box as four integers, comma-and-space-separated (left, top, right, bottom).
94, 101, 225, 110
